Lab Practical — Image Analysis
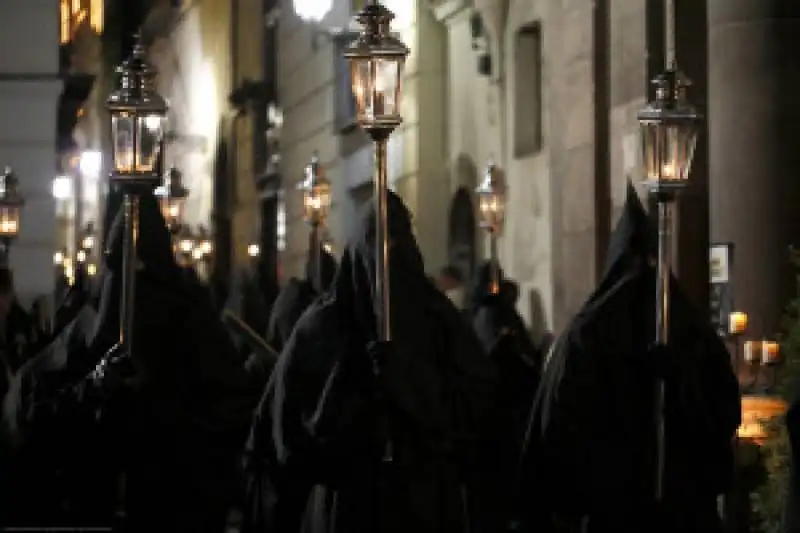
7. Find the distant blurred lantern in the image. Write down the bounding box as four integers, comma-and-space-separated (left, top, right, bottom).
87, 263, 98, 277
76, 249, 88, 264
197, 226, 213, 257
155, 166, 189, 232
81, 221, 96, 251
53, 248, 67, 266
345, 1, 410, 345
475, 160, 506, 294
298, 152, 331, 226
175, 225, 195, 266
293, 0, 333, 23
475, 160, 506, 234
192, 247, 204, 261
638, 64, 703, 503
0, 166, 25, 242
248, 243, 260, 258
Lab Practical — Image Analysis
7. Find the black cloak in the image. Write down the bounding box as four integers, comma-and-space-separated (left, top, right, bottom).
517, 182, 741, 533
265, 231, 337, 353
784, 397, 800, 533
243, 191, 501, 533
4, 193, 262, 531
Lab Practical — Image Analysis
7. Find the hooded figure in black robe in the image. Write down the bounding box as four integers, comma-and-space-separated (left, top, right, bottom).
242, 191, 501, 533
467, 261, 543, 527
265, 231, 337, 353
4, 193, 262, 531
225, 266, 271, 354
517, 182, 741, 533
784, 397, 800, 533
0, 192, 127, 527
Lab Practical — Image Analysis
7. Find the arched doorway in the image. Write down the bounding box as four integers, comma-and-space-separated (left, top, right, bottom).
447, 186, 477, 284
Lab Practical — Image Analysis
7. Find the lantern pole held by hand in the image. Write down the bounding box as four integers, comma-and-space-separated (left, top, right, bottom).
637, 66, 701, 501
105, 32, 168, 355
298, 151, 331, 293
345, 0, 409, 343
475, 160, 506, 295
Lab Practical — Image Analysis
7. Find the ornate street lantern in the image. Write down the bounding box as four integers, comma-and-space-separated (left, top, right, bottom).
155, 166, 189, 231
345, 1, 409, 347
638, 69, 700, 198
298, 152, 331, 226
106, 33, 167, 188
475, 160, 506, 235
475, 160, 506, 294
637, 64, 703, 502
0, 166, 24, 242
94, 31, 168, 378
345, 2, 409, 137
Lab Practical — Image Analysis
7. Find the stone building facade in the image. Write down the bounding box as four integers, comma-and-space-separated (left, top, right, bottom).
0, 0, 62, 304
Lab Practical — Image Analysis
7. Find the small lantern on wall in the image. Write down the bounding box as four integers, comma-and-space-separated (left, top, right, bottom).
106, 33, 168, 189
81, 222, 96, 251
298, 152, 331, 226
155, 166, 189, 231
0, 166, 25, 241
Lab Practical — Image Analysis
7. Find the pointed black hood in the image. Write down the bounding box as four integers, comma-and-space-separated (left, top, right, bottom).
602, 180, 655, 279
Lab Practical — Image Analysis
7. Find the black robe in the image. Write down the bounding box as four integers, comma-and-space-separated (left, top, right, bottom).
225, 266, 271, 354
3, 193, 263, 531
243, 191, 501, 533
265, 232, 337, 353
518, 183, 741, 533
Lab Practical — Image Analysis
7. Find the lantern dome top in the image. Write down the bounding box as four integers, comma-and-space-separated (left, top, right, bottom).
106, 32, 167, 115
344, 1, 409, 60
637, 67, 701, 124
0, 166, 24, 206
476, 160, 505, 197
298, 152, 330, 193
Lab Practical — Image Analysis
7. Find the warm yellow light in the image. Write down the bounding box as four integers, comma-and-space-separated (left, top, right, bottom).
76, 250, 87, 263
729, 312, 748, 335
82, 235, 94, 250
179, 239, 194, 253
200, 241, 212, 255
247, 244, 260, 257
60, 0, 70, 44
54, 251, 65, 265
738, 395, 787, 444
87, 263, 97, 276
90, 0, 103, 33
192, 248, 203, 260
72, 0, 81, 15
762, 341, 780, 365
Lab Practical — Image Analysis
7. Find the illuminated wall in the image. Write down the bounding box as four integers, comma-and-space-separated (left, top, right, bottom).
0, 0, 62, 304
148, 0, 231, 231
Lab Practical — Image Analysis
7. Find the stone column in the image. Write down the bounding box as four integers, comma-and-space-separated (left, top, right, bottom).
708, 0, 800, 338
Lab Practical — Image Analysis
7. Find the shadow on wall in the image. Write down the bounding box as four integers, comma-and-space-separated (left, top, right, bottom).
527, 287, 553, 352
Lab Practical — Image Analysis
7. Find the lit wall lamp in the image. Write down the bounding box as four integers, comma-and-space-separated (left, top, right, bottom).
743, 340, 782, 394
175, 225, 196, 267
247, 243, 260, 258
297, 152, 332, 292
53, 248, 67, 267
81, 221, 96, 251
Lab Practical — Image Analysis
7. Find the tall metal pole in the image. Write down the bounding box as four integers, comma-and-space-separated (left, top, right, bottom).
489, 231, 500, 295
653, 195, 675, 500
373, 136, 391, 342
120, 194, 140, 351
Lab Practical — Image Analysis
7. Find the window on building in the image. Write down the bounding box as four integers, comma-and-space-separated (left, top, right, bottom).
60, 0, 104, 44
513, 23, 543, 157
276, 199, 287, 251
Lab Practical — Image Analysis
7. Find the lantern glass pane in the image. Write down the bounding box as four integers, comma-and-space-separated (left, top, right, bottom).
135, 114, 164, 173
0, 205, 19, 237
349, 58, 373, 122
478, 192, 505, 231
163, 197, 185, 228
640, 120, 699, 182
111, 114, 135, 173
373, 57, 401, 118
